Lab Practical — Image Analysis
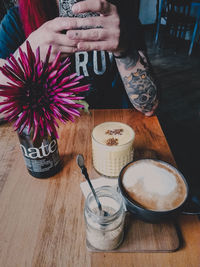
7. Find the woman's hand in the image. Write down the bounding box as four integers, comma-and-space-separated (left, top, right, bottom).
18, 0, 126, 61
66, 0, 126, 55
21, 17, 80, 62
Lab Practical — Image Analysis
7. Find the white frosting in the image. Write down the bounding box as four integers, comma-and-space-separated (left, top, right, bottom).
123, 162, 177, 196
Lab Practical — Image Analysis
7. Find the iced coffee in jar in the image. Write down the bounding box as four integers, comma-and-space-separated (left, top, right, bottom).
92, 122, 135, 177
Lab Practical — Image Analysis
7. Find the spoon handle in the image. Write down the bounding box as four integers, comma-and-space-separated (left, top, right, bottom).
81, 166, 103, 212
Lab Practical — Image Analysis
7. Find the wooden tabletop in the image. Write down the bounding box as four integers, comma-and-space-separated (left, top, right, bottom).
0, 109, 199, 267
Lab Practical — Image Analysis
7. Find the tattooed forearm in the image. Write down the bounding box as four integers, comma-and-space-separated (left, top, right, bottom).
116, 50, 139, 70
116, 50, 159, 115
123, 69, 157, 113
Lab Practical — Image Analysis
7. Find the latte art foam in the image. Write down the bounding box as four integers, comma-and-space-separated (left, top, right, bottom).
122, 160, 187, 211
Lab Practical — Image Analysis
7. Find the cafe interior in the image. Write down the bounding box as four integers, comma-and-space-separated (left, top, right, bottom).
0, 0, 200, 266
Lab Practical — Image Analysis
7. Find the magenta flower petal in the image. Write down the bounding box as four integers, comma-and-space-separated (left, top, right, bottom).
0, 41, 89, 140
44, 45, 52, 66
49, 52, 62, 70
35, 47, 40, 65
70, 85, 90, 93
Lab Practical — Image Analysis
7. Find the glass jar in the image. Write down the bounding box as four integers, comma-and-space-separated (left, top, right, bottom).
84, 186, 125, 251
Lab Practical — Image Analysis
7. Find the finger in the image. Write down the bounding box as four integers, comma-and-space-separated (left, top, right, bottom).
47, 17, 71, 32
77, 40, 118, 52
55, 45, 78, 54
72, 0, 113, 15
67, 16, 104, 30
67, 29, 109, 41
53, 33, 79, 47
47, 17, 87, 32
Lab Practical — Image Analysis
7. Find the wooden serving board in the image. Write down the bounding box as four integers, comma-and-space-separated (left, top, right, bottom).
87, 213, 180, 253
88, 149, 180, 253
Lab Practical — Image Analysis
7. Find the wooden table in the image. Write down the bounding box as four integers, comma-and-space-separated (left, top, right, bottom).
0, 109, 199, 267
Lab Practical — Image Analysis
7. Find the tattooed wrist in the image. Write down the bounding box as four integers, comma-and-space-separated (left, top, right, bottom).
115, 50, 140, 70
122, 68, 158, 114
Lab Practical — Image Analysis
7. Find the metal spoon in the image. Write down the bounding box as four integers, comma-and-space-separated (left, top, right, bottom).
76, 154, 109, 217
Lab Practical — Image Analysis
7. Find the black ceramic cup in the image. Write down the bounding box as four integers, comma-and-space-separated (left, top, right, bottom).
118, 159, 189, 223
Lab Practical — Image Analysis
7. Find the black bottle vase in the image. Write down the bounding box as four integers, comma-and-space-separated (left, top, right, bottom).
17, 127, 62, 178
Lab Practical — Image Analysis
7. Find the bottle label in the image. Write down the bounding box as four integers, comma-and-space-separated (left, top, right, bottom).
19, 138, 60, 174
20, 139, 57, 159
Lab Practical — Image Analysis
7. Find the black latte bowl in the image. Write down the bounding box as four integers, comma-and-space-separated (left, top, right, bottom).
118, 159, 189, 223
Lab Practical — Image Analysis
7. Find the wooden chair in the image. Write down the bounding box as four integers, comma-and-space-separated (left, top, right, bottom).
166, 0, 195, 38
155, 0, 199, 55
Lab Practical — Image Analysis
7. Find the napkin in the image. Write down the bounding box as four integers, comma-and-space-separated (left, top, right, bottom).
80, 176, 118, 199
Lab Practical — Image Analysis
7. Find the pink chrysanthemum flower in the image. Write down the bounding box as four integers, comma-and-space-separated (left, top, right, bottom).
0, 41, 89, 140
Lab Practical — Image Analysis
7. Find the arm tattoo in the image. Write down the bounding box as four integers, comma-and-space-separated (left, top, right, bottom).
117, 50, 139, 70
115, 49, 158, 113
123, 69, 157, 113
120, 53, 158, 113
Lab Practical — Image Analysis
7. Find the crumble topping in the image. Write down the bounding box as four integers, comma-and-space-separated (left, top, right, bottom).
105, 128, 124, 135
106, 138, 119, 146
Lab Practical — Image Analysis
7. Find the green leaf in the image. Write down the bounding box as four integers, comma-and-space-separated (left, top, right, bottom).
75, 100, 90, 113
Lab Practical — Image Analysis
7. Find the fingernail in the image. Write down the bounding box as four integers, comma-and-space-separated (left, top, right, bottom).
77, 43, 83, 50
72, 5, 79, 13
78, 43, 87, 51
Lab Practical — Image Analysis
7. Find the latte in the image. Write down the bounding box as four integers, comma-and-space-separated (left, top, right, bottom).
122, 160, 187, 211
